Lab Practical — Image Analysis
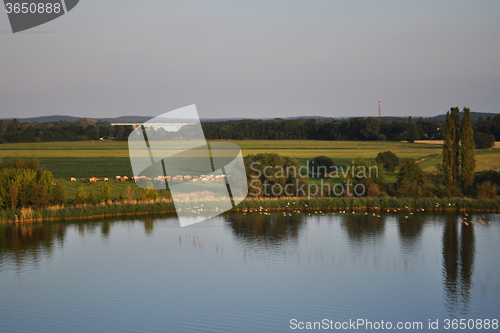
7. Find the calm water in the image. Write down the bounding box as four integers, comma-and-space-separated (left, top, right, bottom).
0, 211, 499, 332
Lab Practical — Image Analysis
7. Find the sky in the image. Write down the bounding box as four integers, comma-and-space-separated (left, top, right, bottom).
1, 0, 499, 120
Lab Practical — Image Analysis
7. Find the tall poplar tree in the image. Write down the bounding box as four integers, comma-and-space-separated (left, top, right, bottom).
407, 116, 417, 143
443, 111, 453, 185
460, 108, 476, 194
451, 108, 460, 183
443, 106, 476, 195
443, 107, 460, 187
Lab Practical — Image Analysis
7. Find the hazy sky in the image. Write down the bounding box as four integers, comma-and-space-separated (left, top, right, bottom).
1, 0, 499, 119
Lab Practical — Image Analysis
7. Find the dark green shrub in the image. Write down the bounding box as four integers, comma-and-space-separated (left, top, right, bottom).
474, 170, 500, 187
0, 156, 60, 210
99, 183, 111, 203
74, 187, 88, 205
474, 132, 495, 149
397, 158, 425, 197
476, 181, 497, 199
142, 188, 159, 201
50, 180, 66, 205
310, 156, 336, 178
375, 151, 400, 172
244, 153, 305, 197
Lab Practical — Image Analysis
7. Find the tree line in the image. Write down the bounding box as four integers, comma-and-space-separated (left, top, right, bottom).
202, 116, 497, 147
0, 118, 134, 143
202, 117, 442, 141
1, 115, 498, 147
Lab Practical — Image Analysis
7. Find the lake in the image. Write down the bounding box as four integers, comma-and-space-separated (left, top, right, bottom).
0, 211, 499, 332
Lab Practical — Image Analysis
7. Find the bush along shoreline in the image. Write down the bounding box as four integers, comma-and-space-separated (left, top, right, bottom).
2, 196, 500, 224
0, 199, 177, 223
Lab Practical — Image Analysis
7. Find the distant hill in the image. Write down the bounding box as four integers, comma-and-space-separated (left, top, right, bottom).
428, 112, 499, 122
1, 115, 156, 123
2, 112, 498, 123
8, 115, 82, 123
2, 115, 337, 123
101, 116, 155, 123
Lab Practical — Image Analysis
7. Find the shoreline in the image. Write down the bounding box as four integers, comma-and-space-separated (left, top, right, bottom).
2, 197, 499, 224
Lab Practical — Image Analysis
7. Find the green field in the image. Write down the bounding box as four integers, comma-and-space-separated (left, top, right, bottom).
415, 141, 500, 172
2, 140, 500, 202
0, 140, 439, 178
2, 139, 500, 175
421, 151, 500, 173
0, 141, 129, 158
0, 139, 446, 159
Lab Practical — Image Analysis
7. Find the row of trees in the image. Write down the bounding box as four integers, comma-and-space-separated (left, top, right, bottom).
202, 116, 496, 146
202, 117, 441, 141
475, 115, 500, 141
0, 118, 134, 143
1, 115, 497, 147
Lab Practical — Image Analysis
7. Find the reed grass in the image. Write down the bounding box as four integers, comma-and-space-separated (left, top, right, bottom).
0, 198, 176, 223
236, 196, 500, 212
2, 196, 499, 224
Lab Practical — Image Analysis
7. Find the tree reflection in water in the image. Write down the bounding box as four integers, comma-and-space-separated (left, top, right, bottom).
0, 222, 66, 270
339, 213, 387, 244
396, 213, 425, 250
223, 211, 305, 245
0, 215, 173, 269
0, 211, 480, 316
442, 213, 475, 315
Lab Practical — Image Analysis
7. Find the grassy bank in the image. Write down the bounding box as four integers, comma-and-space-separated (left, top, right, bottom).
2, 196, 500, 224
0, 199, 177, 223
239, 197, 500, 211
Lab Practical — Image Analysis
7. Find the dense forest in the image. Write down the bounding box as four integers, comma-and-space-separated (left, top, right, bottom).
202, 117, 440, 141
202, 116, 500, 144
0, 115, 499, 146
0, 118, 134, 143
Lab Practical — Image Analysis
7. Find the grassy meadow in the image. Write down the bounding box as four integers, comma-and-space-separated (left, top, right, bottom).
0, 139, 451, 160
2, 139, 500, 202
415, 140, 500, 172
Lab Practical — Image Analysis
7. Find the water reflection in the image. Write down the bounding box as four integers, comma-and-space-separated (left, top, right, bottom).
222, 211, 306, 262
0, 222, 66, 269
101, 221, 111, 238
339, 213, 387, 244
223, 211, 305, 244
0, 211, 493, 318
144, 217, 155, 236
396, 213, 425, 250
442, 213, 475, 314
0, 215, 174, 268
